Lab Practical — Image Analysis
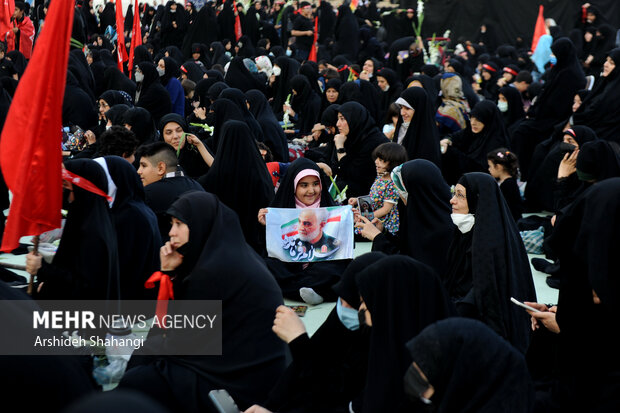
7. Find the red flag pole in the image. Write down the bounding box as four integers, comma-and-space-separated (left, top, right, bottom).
127, 0, 142, 78
115, 0, 128, 72
308, 16, 318, 62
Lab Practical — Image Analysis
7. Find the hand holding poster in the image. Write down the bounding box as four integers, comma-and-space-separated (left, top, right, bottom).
266, 206, 354, 263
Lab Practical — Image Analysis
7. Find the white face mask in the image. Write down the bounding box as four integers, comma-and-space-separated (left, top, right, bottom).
451, 213, 475, 233
273, 65, 281, 76
156, 67, 165, 77
285, 49, 292, 57
497, 100, 508, 112
135, 72, 144, 83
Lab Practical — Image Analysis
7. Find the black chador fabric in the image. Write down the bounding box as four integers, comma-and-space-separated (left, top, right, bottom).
333, 4, 359, 62
224, 57, 264, 92
444, 173, 536, 354
572, 48, 620, 143
372, 160, 454, 275
375, 68, 403, 122
318, 1, 336, 44
338, 80, 381, 126
525, 125, 598, 212
545, 178, 620, 412
209, 41, 231, 67
158, 113, 209, 179
511, 37, 585, 180
327, 102, 388, 197
265, 158, 347, 301
396, 87, 442, 168
264, 255, 386, 413
103, 66, 137, 98
246, 89, 289, 162
132, 45, 153, 67
299, 61, 322, 97
103, 156, 161, 300
160, 1, 189, 48
136, 61, 172, 125
120, 192, 286, 412
105, 104, 130, 126
206, 81, 229, 103
218, 88, 265, 143
63, 71, 98, 130
236, 35, 256, 59
289, 75, 321, 136
181, 5, 218, 58
160, 57, 181, 87
199, 120, 273, 254
68, 49, 95, 102
99, 2, 116, 31
443, 100, 509, 184
194, 78, 219, 108
271, 56, 301, 114
179, 60, 204, 83
36, 159, 120, 300
406, 318, 534, 412
575, 140, 620, 181
356, 255, 456, 413
405, 74, 439, 108
100, 90, 130, 107
121, 107, 158, 145
499, 85, 525, 133
206, 98, 245, 153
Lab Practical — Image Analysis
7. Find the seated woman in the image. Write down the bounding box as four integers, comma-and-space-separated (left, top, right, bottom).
444, 172, 536, 354
440, 100, 510, 185
435, 73, 470, 135
357, 159, 454, 276
405, 318, 534, 411
258, 158, 349, 305
283, 75, 321, 138
355, 255, 456, 412
260, 253, 386, 413
119, 192, 286, 412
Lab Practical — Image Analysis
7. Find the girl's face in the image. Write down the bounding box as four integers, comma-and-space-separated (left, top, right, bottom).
363, 60, 374, 75
295, 175, 321, 206
375, 158, 390, 176
572, 94, 582, 113
481, 71, 491, 81
603, 56, 616, 77
169, 217, 189, 248
336, 113, 350, 135
470, 117, 485, 134
326, 88, 339, 103
377, 76, 389, 91
563, 134, 579, 148
400, 106, 415, 123
487, 160, 503, 178
450, 184, 469, 214
498, 93, 507, 103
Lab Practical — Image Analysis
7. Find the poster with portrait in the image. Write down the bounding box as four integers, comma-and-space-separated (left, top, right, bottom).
265, 206, 354, 263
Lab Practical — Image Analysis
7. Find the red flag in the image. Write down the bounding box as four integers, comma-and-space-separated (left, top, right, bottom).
0, 0, 15, 39
531, 5, 546, 52
233, 0, 242, 41
115, 0, 128, 71
308, 16, 318, 62
127, 0, 142, 78
0, 0, 74, 252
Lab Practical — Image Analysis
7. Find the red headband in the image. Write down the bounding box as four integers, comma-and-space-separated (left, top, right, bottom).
503, 67, 518, 77
564, 128, 577, 139
62, 169, 113, 202
482, 63, 497, 73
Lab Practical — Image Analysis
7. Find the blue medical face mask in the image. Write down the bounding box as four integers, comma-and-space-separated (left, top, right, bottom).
549, 56, 557, 65
286, 49, 292, 57
336, 298, 360, 331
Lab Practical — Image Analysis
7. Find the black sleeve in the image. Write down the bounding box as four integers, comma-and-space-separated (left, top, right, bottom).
371, 231, 401, 255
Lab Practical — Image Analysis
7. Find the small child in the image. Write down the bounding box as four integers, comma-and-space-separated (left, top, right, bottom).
349, 142, 408, 235
487, 148, 523, 222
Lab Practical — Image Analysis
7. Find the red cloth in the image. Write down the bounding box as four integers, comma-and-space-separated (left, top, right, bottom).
531, 5, 546, 53
127, 0, 142, 78
233, 0, 242, 41
61, 168, 114, 203
308, 17, 318, 62
0, 0, 14, 41
145, 271, 175, 328
115, 0, 128, 71
0, 0, 74, 252
5, 15, 35, 59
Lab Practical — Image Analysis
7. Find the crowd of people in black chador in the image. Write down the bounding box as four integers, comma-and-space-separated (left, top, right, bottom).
1, 0, 620, 412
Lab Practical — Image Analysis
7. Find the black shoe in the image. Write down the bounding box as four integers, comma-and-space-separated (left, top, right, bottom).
532, 258, 553, 273
545, 276, 560, 290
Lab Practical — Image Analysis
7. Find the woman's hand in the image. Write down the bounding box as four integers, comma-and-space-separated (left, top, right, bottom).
185, 133, 203, 148
272, 305, 306, 343
558, 149, 579, 178
258, 208, 268, 226
355, 215, 382, 241
316, 162, 332, 177
193, 107, 207, 120
283, 103, 295, 117
348, 197, 358, 206
84, 130, 96, 145
26, 252, 42, 275
526, 302, 560, 334
334, 133, 347, 148
244, 405, 273, 413
160, 241, 183, 272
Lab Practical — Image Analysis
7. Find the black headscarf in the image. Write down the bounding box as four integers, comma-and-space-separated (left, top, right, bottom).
103, 66, 137, 97
289, 74, 321, 136
450, 100, 510, 170
246, 89, 289, 162
200, 120, 274, 253
338, 80, 381, 124
181, 4, 219, 58
132, 45, 153, 66
207, 98, 245, 153
121, 107, 158, 144
333, 4, 359, 62
271, 56, 300, 113
396, 87, 441, 167
206, 81, 229, 102
103, 156, 161, 300
104, 104, 130, 126
448, 172, 536, 354
406, 318, 534, 412
63, 71, 98, 130
136, 62, 172, 125
270, 158, 335, 209
356, 255, 456, 413
405, 74, 438, 107
218, 88, 265, 142
332, 252, 386, 309
498, 86, 525, 129
38, 159, 119, 300
209, 41, 230, 66
160, 56, 180, 86
375, 67, 403, 120
576, 140, 620, 181
224, 56, 264, 92
194, 78, 219, 108
399, 160, 454, 274
180, 60, 206, 83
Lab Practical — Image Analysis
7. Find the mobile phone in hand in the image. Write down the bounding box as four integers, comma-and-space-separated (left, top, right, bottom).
510, 297, 541, 313
209, 389, 241, 413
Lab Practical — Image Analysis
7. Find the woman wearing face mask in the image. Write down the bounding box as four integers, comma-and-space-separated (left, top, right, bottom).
404, 318, 534, 412
440, 100, 510, 185
355, 255, 456, 413
394, 87, 442, 168
375, 68, 403, 124
259, 252, 385, 413
157, 57, 185, 116
269, 56, 300, 115
497, 85, 525, 137
445, 172, 536, 354
135, 61, 172, 125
